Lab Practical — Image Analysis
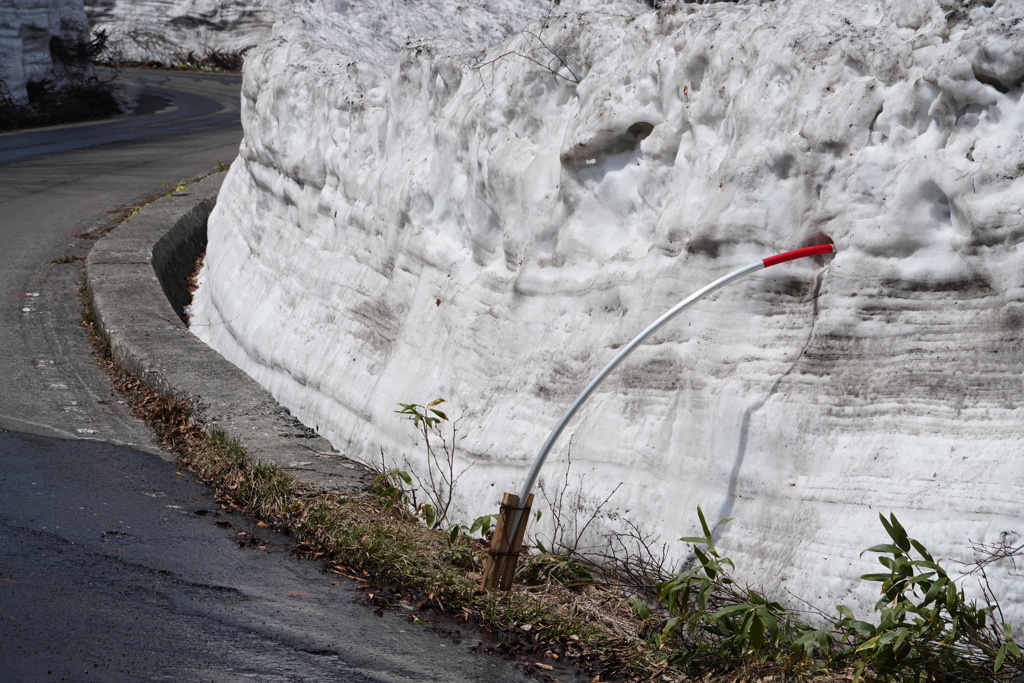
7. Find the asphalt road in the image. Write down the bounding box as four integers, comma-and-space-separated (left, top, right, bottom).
0, 69, 244, 446
0, 430, 528, 682
0, 70, 542, 682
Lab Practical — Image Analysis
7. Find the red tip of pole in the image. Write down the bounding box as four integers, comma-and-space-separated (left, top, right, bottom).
762, 244, 836, 268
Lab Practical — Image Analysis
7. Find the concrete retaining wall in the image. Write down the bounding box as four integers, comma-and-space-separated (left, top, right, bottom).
86, 172, 371, 492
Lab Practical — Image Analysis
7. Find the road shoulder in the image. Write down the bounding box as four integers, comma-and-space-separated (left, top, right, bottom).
85, 172, 372, 491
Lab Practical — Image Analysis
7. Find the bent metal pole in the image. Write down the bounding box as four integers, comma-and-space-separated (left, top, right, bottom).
511, 243, 837, 526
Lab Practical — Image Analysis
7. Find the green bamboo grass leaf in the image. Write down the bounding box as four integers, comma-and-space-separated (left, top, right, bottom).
697, 506, 712, 539
748, 614, 765, 650
921, 579, 944, 606
887, 514, 911, 552
909, 538, 934, 561
629, 597, 650, 621
420, 503, 436, 528
837, 605, 857, 620
865, 543, 904, 555
996, 644, 1008, 672
711, 604, 754, 619
693, 547, 716, 579
678, 536, 711, 544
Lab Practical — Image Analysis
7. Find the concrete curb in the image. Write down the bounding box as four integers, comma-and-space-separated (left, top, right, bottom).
85, 173, 372, 492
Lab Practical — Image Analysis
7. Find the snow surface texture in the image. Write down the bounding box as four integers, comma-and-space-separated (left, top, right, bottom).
83, 0, 564, 65
191, 0, 1024, 622
83, 0, 295, 64
1, 0, 92, 101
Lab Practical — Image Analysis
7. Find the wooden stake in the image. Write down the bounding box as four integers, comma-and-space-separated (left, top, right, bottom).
482, 492, 534, 591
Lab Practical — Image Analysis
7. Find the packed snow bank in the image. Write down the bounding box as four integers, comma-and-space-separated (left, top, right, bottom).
83, 0, 566, 66
192, 0, 1024, 621
83, 0, 293, 65
1, 0, 93, 101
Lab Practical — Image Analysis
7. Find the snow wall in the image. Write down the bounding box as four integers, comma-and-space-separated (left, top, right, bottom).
191, 0, 1024, 622
83, 0, 296, 64
1, 0, 92, 101
83, 0, 554, 65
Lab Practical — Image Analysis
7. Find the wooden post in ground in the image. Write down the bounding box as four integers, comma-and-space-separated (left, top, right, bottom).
482, 492, 534, 591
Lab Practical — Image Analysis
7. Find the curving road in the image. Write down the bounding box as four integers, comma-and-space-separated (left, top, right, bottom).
0, 69, 245, 445
0, 69, 242, 165
0, 70, 543, 682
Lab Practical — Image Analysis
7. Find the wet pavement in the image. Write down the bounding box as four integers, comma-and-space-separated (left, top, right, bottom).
0, 429, 533, 682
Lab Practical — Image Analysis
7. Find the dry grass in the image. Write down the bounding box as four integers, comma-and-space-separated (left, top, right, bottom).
185, 248, 205, 296
51, 253, 85, 264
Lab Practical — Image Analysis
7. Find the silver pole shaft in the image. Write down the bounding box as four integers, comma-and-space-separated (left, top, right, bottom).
497, 243, 836, 575
516, 259, 765, 506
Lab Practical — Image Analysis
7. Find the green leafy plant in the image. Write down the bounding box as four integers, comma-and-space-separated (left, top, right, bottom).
395, 398, 448, 429
517, 536, 593, 586
372, 466, 414, 509
393, 398, 474, 530
653, 507, 832, 675
447, 513, 498, 545
653, 508, 1023, 681
439, 514, 499, 571
836, 513, 1022, 682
